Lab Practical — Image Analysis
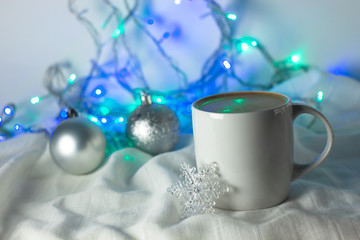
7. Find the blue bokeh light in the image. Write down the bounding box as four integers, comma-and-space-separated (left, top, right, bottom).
4, 106, 13, 116
59, 109, 68, 120
92, 86, 106, 98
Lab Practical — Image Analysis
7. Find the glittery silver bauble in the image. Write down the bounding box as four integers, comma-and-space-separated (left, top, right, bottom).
49, 118, 106, 175
126, 93, 180, 155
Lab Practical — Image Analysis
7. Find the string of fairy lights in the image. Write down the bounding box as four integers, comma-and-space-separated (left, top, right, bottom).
0, 0, 325, 145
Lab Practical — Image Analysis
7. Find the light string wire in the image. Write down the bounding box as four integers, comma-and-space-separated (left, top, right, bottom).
0, 0, 323, 144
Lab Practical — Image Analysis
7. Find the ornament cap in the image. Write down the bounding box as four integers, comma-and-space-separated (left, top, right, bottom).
67, 107, 79, 118
140, 91, 152, 105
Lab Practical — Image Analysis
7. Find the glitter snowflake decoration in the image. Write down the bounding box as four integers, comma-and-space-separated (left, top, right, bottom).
167, 162, 229, 218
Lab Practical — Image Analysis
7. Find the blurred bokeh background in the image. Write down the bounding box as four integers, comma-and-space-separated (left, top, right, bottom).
0, 0, 359, 107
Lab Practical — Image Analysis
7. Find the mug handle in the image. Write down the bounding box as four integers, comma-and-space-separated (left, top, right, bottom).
291, 104, 334, 181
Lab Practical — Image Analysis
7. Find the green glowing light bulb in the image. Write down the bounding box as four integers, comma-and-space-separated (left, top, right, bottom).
153, 95, 165, 104
30, 96, 41, 105
291, 55, 300, 63
116, 117, 124, 123
99, 106, 110, 116
88, 115, 99, 124
112, 29, 121, 38
68, 74, 77, 84
226, 13, 237, 21
317, 91, 324, 102
241, 43, 249, 52
251, 41, 257, 47
111, 23, 125, 39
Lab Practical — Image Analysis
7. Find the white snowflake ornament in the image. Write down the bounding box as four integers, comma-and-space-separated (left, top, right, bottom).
167, 162, 229, 218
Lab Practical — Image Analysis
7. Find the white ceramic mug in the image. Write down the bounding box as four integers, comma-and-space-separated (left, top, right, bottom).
192, 91, 334, 210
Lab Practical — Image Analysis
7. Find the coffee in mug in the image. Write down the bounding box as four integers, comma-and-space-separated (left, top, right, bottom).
195, 92, 287, 113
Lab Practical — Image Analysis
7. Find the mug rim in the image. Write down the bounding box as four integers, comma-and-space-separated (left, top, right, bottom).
192, 91, 291, 114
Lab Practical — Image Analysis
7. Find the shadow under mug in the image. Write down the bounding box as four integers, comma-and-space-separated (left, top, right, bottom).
192, 91, 334, 210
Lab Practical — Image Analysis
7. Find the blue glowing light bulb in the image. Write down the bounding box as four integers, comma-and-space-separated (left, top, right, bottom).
14, 124, 23, 131
174, 0, 181, 5
59, 109, 68, 120
4, 106, 13, 116
222, 60, 231, 69
101, 117, 108, 124
92, 86, 106, 98
119, 68, 128, 77
0, 117, 2, 125
163, 32, 170, 38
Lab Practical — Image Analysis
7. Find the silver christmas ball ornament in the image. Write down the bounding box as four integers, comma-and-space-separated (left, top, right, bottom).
49, 117, 106, 175
126, 92, 180, 155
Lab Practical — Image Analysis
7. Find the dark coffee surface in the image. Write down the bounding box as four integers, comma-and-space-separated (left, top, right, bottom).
196, 92, 288, 113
